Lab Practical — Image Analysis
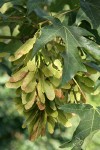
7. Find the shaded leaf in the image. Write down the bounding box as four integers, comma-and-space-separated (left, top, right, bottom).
80, 0, 100, 28
60, 104, 100, 148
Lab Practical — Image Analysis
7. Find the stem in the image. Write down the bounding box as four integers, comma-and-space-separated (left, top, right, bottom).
73, 78, 87, 102
38, 7, 80, 26
54, 7, 80, 17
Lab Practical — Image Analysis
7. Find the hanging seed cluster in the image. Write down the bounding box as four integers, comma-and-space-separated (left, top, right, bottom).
6, 35, 96, 141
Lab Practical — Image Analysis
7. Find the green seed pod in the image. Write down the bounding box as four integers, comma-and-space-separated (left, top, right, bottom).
21, 71, 35, 91
43, 80, 55, 101
37, 81, 45, 103
47, 116, 56, 134
27, 58, 36, 72
22, 79, 37, 93
58, 110, 68, 126
6, 80, 22, 89
46, 103, 58, 118
22, 92, 27, 105
25, 91, 37, 110
9, 66, 28, 83
9, 36, 36, 62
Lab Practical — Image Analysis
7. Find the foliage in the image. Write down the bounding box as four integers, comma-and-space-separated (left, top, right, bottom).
0, 0, 100, 149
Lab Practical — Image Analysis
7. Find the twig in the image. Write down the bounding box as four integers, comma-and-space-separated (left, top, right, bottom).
38, 7, 80, 26
73, 78, 87, 102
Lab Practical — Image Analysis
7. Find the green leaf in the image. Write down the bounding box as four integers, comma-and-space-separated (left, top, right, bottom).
60, 104, 100, 148
80, 0, 100, 28
76, 8, 92, 27
32, 20, 92, 85
82, 130, 100, 150
27, 0, 48, 14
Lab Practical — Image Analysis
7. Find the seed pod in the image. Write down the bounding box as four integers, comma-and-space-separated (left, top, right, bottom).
21, 71, 35, 91
43, 80, 55, 101
54, 59, 62, 71
79, 82, 94, 94
48, 64, 61, 78
22, 107, 39, 128
50, 101, 56, 111
69, 91, 75, 103
30, 119, 41, 141
46, 104, 58, 118
9, 66, 28, 83
22, 92, 27, 104
61, 83, 71, 89
36, 101, 45, 110
22, 80, 37, 93
76, 92, 81, 101
27, 59, 36, 72
42, 66, 53, 77
12, 55, 25, 66
37, 81, 45, 103
47, 116, 56, 134
6, 80, 22, 89
9, 36, 36, 61
86, 65, 97, 74
55, 89, 64, 99
25, 91, 37, 110
79, 76, 94, 87
14, 97, 24, 114
50, 77, 61, 87
58, 110, 68, 126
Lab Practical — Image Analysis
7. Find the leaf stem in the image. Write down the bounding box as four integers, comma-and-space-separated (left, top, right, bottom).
54, 7, 80, 17
73, 78, 87, 102
38, 7, 80, 26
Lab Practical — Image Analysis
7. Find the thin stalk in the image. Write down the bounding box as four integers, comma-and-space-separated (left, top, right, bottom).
73, 78, 87, 102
